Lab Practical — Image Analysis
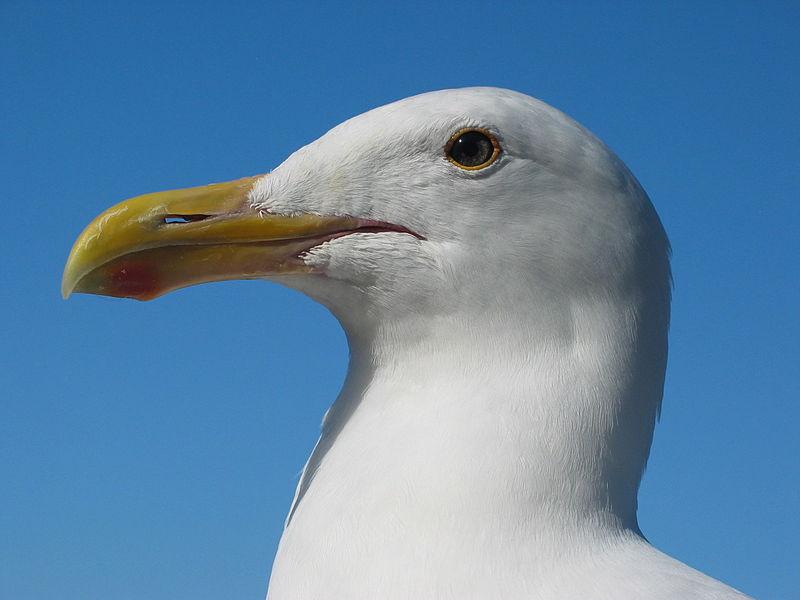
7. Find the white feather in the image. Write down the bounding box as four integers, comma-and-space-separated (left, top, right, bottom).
248, 88, 750, 599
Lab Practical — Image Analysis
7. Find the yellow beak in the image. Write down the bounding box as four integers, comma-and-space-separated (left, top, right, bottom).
62, 176, 365, 301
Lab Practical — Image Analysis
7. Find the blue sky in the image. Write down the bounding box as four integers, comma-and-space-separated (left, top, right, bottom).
2, 2, 797, 598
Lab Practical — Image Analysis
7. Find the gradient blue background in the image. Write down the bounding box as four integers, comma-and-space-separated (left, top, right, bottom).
2, 2, 797, 599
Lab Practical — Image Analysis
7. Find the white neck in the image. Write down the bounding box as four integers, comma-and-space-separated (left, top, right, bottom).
268, 290, 668, 597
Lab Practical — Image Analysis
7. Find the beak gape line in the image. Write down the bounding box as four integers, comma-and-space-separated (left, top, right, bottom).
62, 176, 420, 301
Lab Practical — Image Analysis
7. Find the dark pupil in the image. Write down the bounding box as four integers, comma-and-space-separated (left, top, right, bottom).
450, 131, 493, 167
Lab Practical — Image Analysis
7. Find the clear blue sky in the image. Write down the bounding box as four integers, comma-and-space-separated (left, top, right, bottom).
2, 2, 797, 598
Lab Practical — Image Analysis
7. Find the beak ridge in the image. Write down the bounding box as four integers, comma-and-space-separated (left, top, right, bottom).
61, 175, 361, 301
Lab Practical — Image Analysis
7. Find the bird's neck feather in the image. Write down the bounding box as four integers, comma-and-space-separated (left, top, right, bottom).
292, 291, 666, 541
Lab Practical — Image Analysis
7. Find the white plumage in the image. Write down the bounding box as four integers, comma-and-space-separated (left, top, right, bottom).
250, 88, 750, 599
63, 86, 752, 599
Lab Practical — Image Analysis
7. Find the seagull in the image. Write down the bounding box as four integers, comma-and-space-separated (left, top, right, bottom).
63, 87, 751, 599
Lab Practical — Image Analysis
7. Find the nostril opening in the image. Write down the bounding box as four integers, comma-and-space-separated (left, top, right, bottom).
163, 214, 211, 224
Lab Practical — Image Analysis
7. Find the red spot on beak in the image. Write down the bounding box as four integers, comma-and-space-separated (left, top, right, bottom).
106, 261, 160, 301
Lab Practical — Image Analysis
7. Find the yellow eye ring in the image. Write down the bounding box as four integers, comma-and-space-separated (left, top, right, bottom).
445, 128, 501, 170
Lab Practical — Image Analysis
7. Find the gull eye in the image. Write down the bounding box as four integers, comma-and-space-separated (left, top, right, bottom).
445, 128, 501, 170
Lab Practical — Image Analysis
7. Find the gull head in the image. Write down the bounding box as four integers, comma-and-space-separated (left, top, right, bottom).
63, 88, 669, 339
